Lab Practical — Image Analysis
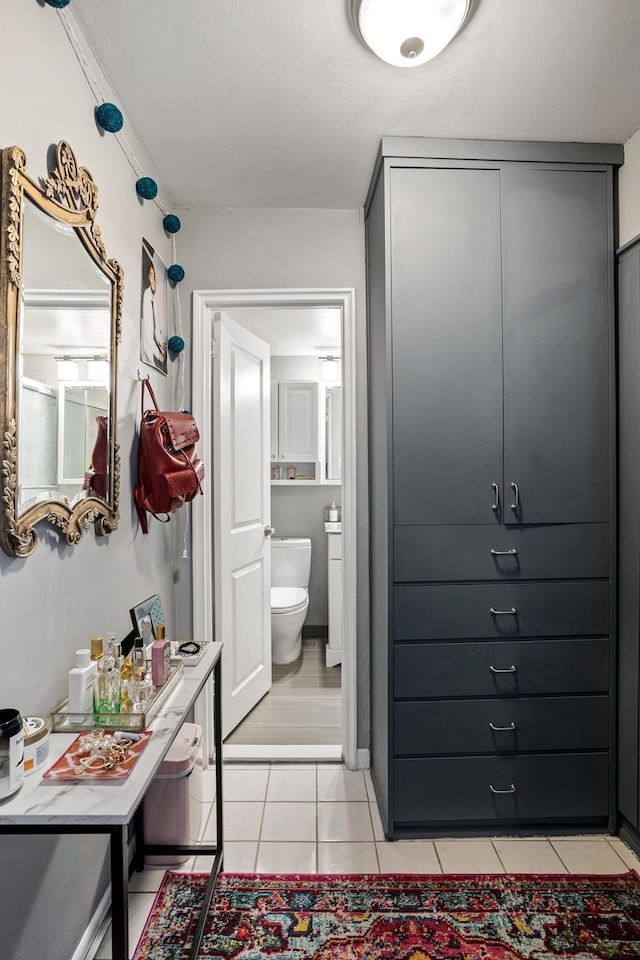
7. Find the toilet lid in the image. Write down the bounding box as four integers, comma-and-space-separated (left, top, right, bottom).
271, 586, 307, 613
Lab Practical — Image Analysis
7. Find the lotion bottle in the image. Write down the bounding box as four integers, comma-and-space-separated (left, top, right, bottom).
68, 649, 97, 713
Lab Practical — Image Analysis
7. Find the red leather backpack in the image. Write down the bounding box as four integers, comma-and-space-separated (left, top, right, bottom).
134, 380, 204, 533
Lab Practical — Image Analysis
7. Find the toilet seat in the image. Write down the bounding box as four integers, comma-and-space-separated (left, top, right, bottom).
271, 586, 308, 614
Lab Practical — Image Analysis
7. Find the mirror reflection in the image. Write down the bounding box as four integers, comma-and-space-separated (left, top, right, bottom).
17, 201, 111, 514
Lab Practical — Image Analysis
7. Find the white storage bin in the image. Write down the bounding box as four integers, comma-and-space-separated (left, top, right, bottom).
144, 722, 202, 865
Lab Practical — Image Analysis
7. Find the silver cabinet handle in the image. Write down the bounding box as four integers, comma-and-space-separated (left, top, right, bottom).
279, 454, 285, 459
489, 721, 516, 732
264, 525, 276, 538
490, 548, 518, 556
491, 482, 499, 511
271, 454, 276, 460
510, 481, 519, 510
489, 783, 516, 795
489, 664, 517, 673
490, 607, 517, 615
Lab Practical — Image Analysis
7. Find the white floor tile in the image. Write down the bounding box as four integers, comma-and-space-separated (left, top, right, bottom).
201, 769, 218, 803
223, 767, 269, 801
435, 840, 505, 874
256, 842, 317, 873
551, 839, 629, 874
261, 801, 317, 841
129, 868, 168, 893
317, 801, 374, 841
211, 841, 258, 872
205, 801, 263, 841
493, 840, 568, 874
607, 837, 640, 872
369, 801, 385, 841
318, 842, 379, 873
267, 766, 317, 802
317, 766, 367, 801
376, 840, 442, 874
95, 892, 156, 959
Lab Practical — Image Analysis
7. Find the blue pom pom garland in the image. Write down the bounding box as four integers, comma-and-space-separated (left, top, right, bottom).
96, 102, 124, 133
168, 335, 186, 354
167, 264, 185, 283
136, 177, 158, 200
163, 214, 181, 234
45, 0, 71, 7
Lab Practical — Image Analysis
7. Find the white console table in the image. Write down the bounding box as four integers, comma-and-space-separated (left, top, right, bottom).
0, 641, 223, 960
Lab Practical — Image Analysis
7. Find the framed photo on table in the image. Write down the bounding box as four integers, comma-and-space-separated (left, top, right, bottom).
130, 594, 168, 645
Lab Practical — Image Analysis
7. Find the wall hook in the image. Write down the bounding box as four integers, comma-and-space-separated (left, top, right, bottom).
137, 367, 150, 382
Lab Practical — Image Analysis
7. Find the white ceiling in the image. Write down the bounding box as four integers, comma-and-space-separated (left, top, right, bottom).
226, 306, 342, 356
73, 0, 640, 209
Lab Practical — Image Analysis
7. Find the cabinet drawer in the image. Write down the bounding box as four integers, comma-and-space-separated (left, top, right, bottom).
394, 754, 609, 824
394, 696, 610, 756
394, 524, 609, 582
394, 639, 610, 699
394, 582, 609, 640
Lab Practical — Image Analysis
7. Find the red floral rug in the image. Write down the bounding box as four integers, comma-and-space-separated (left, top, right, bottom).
134, 871, 640, 959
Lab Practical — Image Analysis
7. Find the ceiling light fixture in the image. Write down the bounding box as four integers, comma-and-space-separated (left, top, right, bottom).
351, 0, 476, 68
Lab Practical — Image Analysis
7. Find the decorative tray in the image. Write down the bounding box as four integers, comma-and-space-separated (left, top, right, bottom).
43, 730, 152, 781
50, 658, 184, 733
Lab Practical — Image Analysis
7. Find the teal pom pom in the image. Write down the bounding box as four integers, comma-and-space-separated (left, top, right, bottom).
168, 264, 185, 283
136, 177, 158, 200
168, 336, 185, 354
45, 0, 71, 7
163, 214, 181, 234
96, 103, 123, 133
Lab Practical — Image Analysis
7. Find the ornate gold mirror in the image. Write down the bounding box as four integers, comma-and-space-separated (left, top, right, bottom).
0, 141, 122, 557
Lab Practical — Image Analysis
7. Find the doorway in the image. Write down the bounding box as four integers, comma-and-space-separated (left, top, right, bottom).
192, 288, 357, 768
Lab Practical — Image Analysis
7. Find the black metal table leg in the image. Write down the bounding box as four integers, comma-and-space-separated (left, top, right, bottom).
133, 801, 145, 873
110, 825, 130, 960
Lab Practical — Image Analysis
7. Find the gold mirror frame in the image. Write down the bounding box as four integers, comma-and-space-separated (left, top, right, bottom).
0, 141, 123, 558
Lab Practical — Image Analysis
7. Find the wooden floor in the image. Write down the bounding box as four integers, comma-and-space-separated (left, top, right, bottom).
225, 639, 341, 745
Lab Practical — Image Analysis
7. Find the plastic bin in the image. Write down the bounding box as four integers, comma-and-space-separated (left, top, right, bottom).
144, 722, 202, 864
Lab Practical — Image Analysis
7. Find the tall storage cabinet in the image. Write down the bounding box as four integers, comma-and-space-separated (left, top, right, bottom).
367, 138, 621, 838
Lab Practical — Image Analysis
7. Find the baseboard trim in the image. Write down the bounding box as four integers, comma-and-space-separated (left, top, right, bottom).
224, 744, 342, 763
356, 748, 370, 770
71, 884, 111, 960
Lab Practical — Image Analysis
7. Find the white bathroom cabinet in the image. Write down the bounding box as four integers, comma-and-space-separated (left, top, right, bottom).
270, 380, 322, 481
326, 525, 342, 667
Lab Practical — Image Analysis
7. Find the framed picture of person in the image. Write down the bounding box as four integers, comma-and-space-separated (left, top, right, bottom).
140, 238, 169, 375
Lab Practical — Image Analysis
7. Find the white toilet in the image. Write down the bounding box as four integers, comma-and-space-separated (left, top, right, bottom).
271, 537, 312, 664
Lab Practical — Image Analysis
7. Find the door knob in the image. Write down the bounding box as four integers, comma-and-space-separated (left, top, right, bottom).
264, 525, 276, 538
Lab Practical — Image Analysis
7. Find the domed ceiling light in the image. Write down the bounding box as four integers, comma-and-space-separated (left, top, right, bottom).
351, 0, 476, 68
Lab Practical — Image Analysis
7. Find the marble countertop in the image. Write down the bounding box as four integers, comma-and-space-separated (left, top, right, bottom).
324, 521, 342, 534
0, 641, 222, 827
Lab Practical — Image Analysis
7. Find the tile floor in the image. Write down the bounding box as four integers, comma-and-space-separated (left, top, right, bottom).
225, 639, 341, 745
95, 762, 640, 958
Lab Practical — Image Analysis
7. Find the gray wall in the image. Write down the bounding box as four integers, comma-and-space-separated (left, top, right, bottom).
177, 206, 370, 748
0, 3, 187, 958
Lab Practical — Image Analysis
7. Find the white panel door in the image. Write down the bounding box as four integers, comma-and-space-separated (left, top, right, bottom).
214, 312, 272, 738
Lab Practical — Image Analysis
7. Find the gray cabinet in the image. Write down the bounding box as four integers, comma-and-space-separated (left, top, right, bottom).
366, 138, 619, 839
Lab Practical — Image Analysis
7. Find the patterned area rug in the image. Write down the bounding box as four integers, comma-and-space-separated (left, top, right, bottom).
134, 871, 640, 959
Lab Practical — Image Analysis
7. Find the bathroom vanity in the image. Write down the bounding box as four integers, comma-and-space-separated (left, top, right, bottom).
325, 521, 342, 667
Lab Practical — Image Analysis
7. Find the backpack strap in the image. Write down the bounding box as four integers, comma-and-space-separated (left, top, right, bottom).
141, 377, 160, 417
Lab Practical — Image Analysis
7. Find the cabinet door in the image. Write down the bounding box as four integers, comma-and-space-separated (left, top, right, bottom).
278, 382, 318, 461
391, 166, 504, 525
502, 167, 611, 524
270, 381, 279, 463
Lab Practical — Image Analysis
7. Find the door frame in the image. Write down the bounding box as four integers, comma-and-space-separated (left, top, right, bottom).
192, 287, 358, 769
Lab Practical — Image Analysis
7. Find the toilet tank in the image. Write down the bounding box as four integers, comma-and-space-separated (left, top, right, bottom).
271, 537, 312, 587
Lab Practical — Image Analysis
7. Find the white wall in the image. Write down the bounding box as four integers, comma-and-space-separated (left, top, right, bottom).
620, 127, 640, 246
0, 3, 187, 958
178, 206, 369, 745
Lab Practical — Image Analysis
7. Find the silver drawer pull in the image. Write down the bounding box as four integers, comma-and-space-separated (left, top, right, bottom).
489, 783, 516, 795
511, 481, 519, 510
491, 482, 499, 511
490, 548, 518, 556
489, 721, 516, 732
490, 607, 517, 615
489, 664, 517, 674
